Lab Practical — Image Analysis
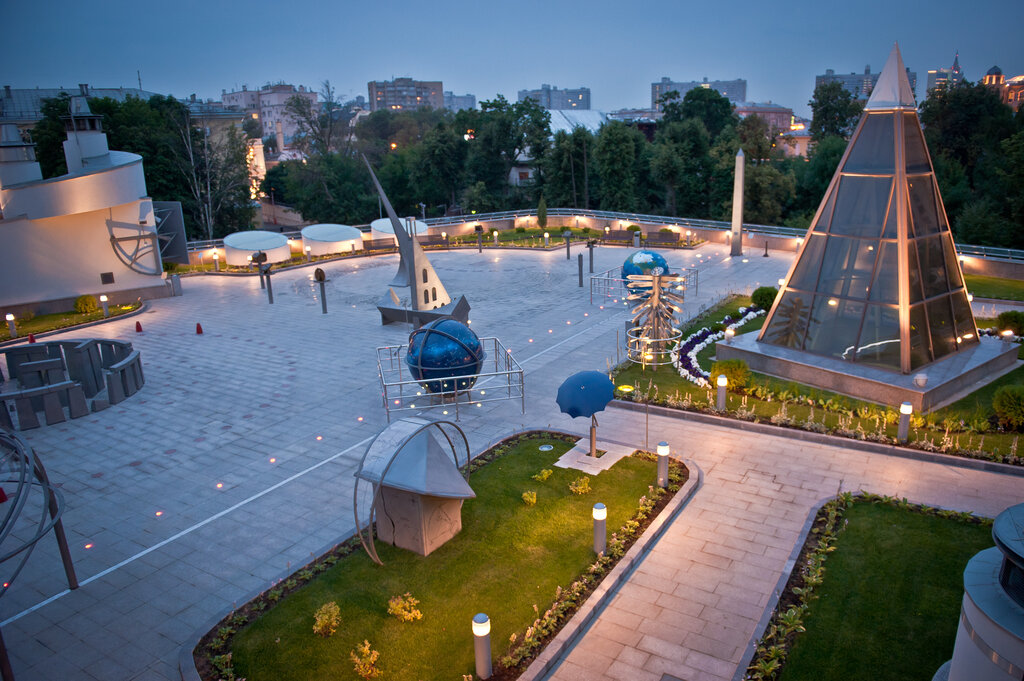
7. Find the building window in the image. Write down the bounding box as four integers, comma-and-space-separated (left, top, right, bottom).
432, 287, 437, 301
424, 290, 430, 305
422, 269, 428, 283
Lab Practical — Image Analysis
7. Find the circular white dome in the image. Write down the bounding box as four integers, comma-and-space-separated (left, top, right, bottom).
301, 223, 364, 256
370, 217, 431, 240
223, 230, 291, 266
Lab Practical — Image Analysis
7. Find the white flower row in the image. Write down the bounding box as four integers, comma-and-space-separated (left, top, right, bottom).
670, 307, 766, 388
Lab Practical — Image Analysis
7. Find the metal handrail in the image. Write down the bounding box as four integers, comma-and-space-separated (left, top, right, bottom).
184, 207, 1024, 262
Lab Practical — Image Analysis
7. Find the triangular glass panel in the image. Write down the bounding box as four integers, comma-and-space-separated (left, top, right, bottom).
760, 291, 813, 349
909, 176, 940, 236
817, 236, 879, 300
788, 235, 826, 290
867, 242, 898, 303
843, 113, 895, 174
917, 236, 950, 298
903, 113, 931, 174
927, 297, 958, 358
829, 176, 892, 238
812, 191, 836, 233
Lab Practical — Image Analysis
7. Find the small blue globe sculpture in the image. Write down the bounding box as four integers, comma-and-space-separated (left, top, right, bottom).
406, 318, 486, 394
621, 250, 670, 280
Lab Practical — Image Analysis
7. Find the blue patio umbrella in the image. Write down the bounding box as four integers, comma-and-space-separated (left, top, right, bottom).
556, 371, 615, 457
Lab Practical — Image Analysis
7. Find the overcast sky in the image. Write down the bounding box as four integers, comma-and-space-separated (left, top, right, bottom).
3, 0, 1022, 118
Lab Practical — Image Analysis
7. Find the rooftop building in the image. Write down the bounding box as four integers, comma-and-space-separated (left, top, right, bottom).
221, 83, 317, 147
444, 91, 476, 112
982, 66, 1024, 112
816, 64, 918, 101
367, 78, 444, 112
518, 84, 591, 110
926, 52, 964, 93
733, 102, 795, 132
651, 77, 747, 111
0, 84, 161, 127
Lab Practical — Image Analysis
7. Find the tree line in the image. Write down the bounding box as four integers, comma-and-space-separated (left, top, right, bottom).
29, 79, 1024, 247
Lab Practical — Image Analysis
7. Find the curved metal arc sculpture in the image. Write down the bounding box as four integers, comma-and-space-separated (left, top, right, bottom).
0, 429, 78, 681
352, 419, 471, 566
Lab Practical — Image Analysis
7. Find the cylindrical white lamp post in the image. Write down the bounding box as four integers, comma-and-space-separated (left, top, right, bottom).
593, 503, 607, 555
246, 254, 253, 272
725, 327, 735, 344
686, 230, 692, 246
492, 229, 499, 246
656, 441, 670, 488
898, 402, 913, 443
544, 232, 550, 247
1003, 329, 1015, 344
5, 313, 16, 338
472, 613, 492, 679
716, 374, 728, 411
212, 251, 220, 272
305, 245, 312, 262
99, 295, 109, 318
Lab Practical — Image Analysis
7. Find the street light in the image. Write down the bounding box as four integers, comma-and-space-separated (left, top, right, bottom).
725, 328, 735, 344
212, 251, 220, 272
592, 503, 607, 555
544, 232, 550, 247
305, 245, 312, 262
99, 295, 109, 318
5, 313, 16, 338
492, 229, 499, 246
898, 402, 913, 443
656, 442, 669, 488
686, 230, 692, 246
472, 613, 492, 679
716, 374, 727, 411
247, 254, 253, 272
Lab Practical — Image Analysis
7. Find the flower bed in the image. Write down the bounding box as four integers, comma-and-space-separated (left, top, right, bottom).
670, 305, 765, 387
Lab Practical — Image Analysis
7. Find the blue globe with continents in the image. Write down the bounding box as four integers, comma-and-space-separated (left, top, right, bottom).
406, 318, 486, 394
621, 250, 670, 280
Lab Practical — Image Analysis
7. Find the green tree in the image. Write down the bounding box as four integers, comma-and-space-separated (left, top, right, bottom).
809, 81, 863, 141
542, 126, 594, 209
537, 193, 547, 229
679, 88, 736, 140
650, 119, 711, 216
285, 80, 343, 155
413, 123, 466, 210
31, 93, 72, 178
736, 114, 781, 163
595, 121, 646, 211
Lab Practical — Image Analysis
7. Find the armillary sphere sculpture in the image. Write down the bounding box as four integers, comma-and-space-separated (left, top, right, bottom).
626, 273, 686, 367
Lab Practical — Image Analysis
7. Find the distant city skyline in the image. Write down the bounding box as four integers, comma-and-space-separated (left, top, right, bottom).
2, 0, 1022, 118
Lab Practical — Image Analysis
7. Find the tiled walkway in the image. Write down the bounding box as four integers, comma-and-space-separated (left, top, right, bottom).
4, 243, 1019, 681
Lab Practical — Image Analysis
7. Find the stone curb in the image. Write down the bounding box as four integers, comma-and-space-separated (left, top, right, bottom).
729, 495, 833, 681
0, 302, 150, 348
518, 459, 704, 681
610, 400, 1024, 478
176, 428, 615, 681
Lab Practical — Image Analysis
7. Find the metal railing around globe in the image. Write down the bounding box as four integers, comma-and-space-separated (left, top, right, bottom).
375, 337, 524, 422
183, 208, 1024, 263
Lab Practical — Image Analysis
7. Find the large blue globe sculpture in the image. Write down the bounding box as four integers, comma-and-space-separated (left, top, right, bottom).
406, 319, 486, 394
622, 251, 670, 297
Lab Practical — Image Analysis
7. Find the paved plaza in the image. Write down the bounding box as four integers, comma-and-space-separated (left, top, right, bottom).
5, 243, 1023, 681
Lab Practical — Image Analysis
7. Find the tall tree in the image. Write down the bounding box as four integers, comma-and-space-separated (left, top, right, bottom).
808, 81, 863, 141
285, 80, 343, 155
650, 119, 711, 216
679, 88, 736, 140
595, 121, 642, 211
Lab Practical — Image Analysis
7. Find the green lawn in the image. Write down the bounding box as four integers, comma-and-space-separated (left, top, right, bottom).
780, 503, 991, 681
965, 274, 1024, 302
230, 436, 663, 681
0, 303, 141, 342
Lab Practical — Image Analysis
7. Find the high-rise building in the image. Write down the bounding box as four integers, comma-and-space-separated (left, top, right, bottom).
367, 78, 444, 112
982, 66, 1024, 112
733, 102, 795, 132
926, 53, 964, 93
517, 85, 591, 110
651, 77, 747, 110
444, 91, 476, 112
221, 83, 317, 146
815, 65, 918, 101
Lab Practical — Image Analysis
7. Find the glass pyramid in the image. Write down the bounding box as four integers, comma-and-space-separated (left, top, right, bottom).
759, 44, 977, 373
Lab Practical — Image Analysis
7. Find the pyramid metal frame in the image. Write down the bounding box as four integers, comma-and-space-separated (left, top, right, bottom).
758, 44, 977, 374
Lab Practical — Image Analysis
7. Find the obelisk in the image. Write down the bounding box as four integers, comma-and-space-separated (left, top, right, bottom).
730, 148, 744, 256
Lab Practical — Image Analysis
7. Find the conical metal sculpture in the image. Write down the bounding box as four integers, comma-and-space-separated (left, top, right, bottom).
759, 43, 977, 373
363, 157, 469, 326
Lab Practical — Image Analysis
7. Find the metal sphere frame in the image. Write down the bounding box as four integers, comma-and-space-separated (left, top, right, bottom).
0, 429, 78, 681
626, 273, 687, 367
352, 419, 471, 566
406, 322, 486, 394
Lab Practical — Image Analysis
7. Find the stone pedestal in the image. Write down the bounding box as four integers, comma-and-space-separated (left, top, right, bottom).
374, 487, 465, 556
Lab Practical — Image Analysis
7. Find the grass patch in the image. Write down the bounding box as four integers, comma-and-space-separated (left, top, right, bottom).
0, 303, 141, 342
965, 274, 1024, 302
777, 501, 991, 681
227, 434, 675, 681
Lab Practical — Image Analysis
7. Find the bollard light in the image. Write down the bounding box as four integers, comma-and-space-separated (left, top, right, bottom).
592, 503, 607, 555
716, 374, 727, 411
656, 441, 669, 488
212, 251, 220, 272
441, 231, 447, 239
493, 229, 499, 246
897, 401, 913, 443
5, 313, 16, 338
472, 613, 492, 679
305, 245, 312, 262
99, 295, 109, 318
686, 230, 692, 246
544, 232, 550, 247
1002, 329, 1014, 344
247, 254, 253, 271
725, 328, 735, 344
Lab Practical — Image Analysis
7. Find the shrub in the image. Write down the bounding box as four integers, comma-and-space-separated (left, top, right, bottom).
350, 640, 382, 679
531, 469, 553, 482
659, 227, 675, 233
515, 226, 526, 233
710, 359, 750, 390
993, 385, 1024, 429
313, 601, 341, 637
997, 310, 1024, 335
751, 286, 779, 310
521, 491, 537, 506
74, 295, 99, 314
625, 224, 641, 232
387, 592, 422, 622
19, 309, 35, 322
569, 476, 591, 495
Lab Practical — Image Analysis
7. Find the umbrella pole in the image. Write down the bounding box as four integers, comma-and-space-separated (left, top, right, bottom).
590, 414, 597, 457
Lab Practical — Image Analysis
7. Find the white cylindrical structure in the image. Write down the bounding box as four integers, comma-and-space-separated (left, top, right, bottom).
5, 313, 16, 338
223, 231, 290, 266
656, 441, 669, 488
898, 401, 912, 442
473, 613, 492, 680
593, 503, 607, 555
301, 223, 363, 257
731, 148, 744, 256
716, 374, 727, 411
99, 294, 109, 318
369, 217, 430, 241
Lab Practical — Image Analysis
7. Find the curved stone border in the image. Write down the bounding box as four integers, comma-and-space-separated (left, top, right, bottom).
519, 459, 702, 681
0, 303, 149, 349
176, 430, 700, 681
610, 399, 1024, 478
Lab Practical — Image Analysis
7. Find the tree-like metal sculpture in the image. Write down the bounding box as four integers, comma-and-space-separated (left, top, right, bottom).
0, 429, 78, 681
626, 273, 686, 367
